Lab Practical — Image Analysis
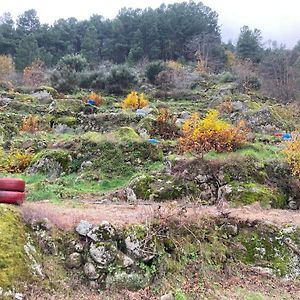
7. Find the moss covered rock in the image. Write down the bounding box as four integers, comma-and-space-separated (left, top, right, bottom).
28, 149, 72, 177
228, 182, 286, 208
0, 113, 22, 140
73, 139, 162, 178
131, 174, 198, 201
106, 271, 151, 291
235, 225, 300, 277
115, 127, 140, 141
55, 116, 77, 127
124, 224, 157, 262
34, 86, 60, 99
52, 99, 85, 115
77, 112, 140, 133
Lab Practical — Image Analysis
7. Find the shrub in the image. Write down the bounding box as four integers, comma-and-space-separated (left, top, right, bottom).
21, 115, 40, 133
243, 75, 261, 90
218, 71, 236, 83
155, 70, 175, 90
179, 109, 248, 155
145, 62, 166, 84
84, 91, 103, 106
232, 59, 261, 92
150, 108, 180, 139
23, 59, 46, 87
0, 147, 34, 173
51, 54, 87, 93
0, 55, 15, 84
50, 67, 78, 93
57, 54, 87, 72
106, 66, 136, 94
79, 71, 106, 90
283, 136, 300, 179
122, 91, 148, 109
218, 97, 233, 114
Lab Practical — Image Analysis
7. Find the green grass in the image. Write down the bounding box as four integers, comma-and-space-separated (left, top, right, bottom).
13, 131, 76, 144
0, 161, 164, 202
204, 142, 283, 162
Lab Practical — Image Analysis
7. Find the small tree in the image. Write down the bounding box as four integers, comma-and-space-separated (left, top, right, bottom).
122, 91, 148, 109
259, 45, 296, 103
179, 110, 248, 155
51, 54, 87, 93
283, 136, 300, 179
106, 66, 136, 95
145, 62, 166, 83
0, 55, 15, 84
57, 54, 87, 72
236, 26, 263, 63
150, 108, 179, 139
23, 59, 46, 87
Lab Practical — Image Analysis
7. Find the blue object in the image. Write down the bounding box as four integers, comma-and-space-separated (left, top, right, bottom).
87, 99, 96, 106
136, 108, 147, 117
148, 138, 158, 144
282, 133, 292, 140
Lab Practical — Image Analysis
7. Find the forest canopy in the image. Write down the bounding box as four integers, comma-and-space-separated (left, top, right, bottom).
0, 2, 223, 69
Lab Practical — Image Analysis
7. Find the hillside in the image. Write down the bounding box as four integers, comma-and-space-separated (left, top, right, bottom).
0, 63, 300, 299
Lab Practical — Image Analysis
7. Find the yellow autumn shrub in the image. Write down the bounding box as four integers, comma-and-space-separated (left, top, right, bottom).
0, 55, 14, 83
283, 136, 300, 178
122, 91, 148, 109
179, 109, 248, 154
0, 147, 34, 173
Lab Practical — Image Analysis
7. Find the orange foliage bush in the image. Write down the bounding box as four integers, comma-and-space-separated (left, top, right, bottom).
150, 108, 179, 139
23, 59, 46, 87
21, 115, 40, 133
179, 109, 248, 155
122, 91, 148, 109
218, 97, 233, 114
84, 91, 103, 106
283, 136, 300, 179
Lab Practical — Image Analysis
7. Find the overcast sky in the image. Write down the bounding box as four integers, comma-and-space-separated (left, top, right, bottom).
0, 0, 299, 47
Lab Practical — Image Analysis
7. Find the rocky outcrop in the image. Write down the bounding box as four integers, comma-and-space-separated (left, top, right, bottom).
67, 220, 158, 291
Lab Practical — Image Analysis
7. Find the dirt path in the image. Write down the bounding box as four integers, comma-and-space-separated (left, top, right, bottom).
21, 201, 300, 229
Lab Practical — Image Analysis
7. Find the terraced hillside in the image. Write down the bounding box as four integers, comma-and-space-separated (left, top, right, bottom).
1, 76, 300, 299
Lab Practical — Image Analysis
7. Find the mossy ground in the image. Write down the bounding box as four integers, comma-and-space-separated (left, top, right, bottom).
0, 205, 32, 289
228, 182, 287, 208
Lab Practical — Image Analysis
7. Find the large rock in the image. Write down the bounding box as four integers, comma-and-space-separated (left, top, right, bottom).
75, 220, 93, 236
87, 221, 116, 242
122, 255, 135, 268
89, 242, 117, 266
124, 225, 157, 262
126, 188, 137, 203
66, 252, 82, 269
83, 262, 99, 280
27, 149, 72, 178
161, 292, 175, 300
180, 111, 190, 120
106, 271, 151, 291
